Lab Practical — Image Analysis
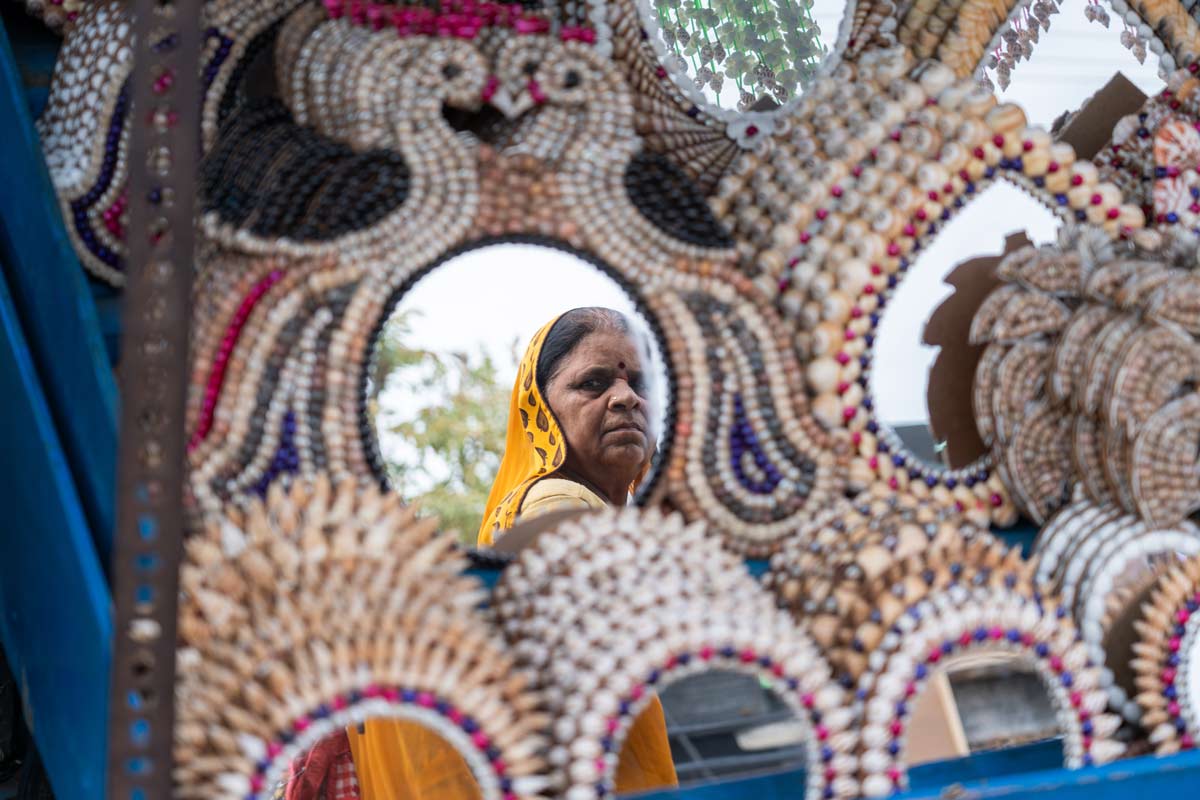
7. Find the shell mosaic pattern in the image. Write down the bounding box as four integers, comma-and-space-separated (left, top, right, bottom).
185, 4, 842, 555
174, 475, 554, 799
492, 508, 858, 799
1034, 498, 1200, 721
711, 45, 1142, 525
972, 225, 1200, 525
763, 489, 1125, 794
34, 0, 307, 285
1132, 551, 1200, 754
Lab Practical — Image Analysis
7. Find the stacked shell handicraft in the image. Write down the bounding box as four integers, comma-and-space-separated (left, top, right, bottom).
971, 225, 1200, 526
765, 489, 1126, 796
493, 508, 859, 800
174, 475, 554, 799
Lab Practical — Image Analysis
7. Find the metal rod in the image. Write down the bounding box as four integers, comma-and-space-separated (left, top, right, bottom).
105, 0, 202, 795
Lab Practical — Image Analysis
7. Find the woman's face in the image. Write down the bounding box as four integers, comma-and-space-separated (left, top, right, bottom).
544, 328, 654, 495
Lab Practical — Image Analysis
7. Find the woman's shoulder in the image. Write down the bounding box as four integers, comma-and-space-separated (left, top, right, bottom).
519, 478, 607, 518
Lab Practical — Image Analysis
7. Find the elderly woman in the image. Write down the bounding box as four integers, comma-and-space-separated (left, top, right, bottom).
345, 308, 676, 799
478, 306, 657, 538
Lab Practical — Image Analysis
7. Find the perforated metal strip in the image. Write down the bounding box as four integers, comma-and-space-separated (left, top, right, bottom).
106, 0, 201, 795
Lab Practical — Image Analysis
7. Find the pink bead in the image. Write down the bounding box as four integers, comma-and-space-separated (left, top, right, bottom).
471, 731, 490, 749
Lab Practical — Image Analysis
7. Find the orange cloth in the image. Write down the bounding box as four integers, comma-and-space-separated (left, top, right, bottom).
347, 720, 480, 800
346, 701, 678, 798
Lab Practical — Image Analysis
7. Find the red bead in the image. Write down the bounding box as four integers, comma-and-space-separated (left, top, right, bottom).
1071, 174, 1083, 186
699, 646, 714, 661
831, 185, 843, 198
1163, 668, 1177, 685
1048, 161, 1059, 173
992, 135, 1005, 147
1022, 140, 1033, 152
1090, 193, 1103, 206
842, 406, 857, 421
1106, 208, 1120, 219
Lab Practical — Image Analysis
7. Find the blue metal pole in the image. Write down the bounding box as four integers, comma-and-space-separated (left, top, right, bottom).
0, 13, 118, 564
0, 258, 111, 800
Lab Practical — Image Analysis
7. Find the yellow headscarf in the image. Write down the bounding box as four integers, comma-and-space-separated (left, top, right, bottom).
477, 317, 568, 546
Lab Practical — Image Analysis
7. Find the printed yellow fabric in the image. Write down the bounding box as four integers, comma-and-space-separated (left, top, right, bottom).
518, 476, 607, 519
346, 704, 678, 799
347, 719, 482, 800
476, 316, 567, 546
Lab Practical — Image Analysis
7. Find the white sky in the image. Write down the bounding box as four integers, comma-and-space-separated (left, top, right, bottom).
378, 1, 1168, 445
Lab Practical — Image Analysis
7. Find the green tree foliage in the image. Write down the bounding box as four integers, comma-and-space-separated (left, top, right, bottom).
367, 309, 517, 543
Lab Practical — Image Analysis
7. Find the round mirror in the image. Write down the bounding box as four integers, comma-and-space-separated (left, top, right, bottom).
617, 669, 806, 792
870, 183, 1059, 475
904, 657, 1061, 780
368, 242, 670, 543
638, 0, 847, 119
271, 721, 484, 799
985, 0, 1164, 129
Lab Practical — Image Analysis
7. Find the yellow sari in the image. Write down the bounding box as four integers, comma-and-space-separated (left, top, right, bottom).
349, 314, 677, 798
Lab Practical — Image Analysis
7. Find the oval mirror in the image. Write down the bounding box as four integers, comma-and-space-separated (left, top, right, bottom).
870, 182, 1059, 477
273, 721, 483, 799
616, 669, 806, 793
368, 242, 670, 543
638, 0, 847, 119
907, 656, 1060, 776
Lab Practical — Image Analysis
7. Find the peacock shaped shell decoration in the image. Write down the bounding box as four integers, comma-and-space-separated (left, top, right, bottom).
174, 475, 554, 799
492, 507, 859, 800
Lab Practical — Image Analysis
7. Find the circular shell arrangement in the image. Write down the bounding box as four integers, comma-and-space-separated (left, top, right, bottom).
174, 476, 553, 799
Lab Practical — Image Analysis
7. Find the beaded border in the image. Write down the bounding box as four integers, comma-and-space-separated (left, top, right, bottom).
853, 587, 1121, 796
251, 688, 517, 800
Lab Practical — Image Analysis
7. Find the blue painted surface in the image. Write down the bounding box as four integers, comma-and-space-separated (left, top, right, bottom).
0, 13, 118, 561
0, 258, 111, 800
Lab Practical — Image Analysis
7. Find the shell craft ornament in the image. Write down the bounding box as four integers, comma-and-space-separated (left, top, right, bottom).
492, 507, 859, 799
174, 475, 553, 799
765, 488, 1124, 796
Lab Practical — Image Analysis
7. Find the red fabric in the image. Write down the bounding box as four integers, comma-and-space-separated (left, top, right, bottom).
285, 729, 361, 800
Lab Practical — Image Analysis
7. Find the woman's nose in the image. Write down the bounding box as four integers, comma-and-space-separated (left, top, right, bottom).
608, 380, 640, 409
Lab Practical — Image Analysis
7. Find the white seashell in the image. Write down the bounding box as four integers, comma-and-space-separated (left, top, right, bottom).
862, 774, 894, 797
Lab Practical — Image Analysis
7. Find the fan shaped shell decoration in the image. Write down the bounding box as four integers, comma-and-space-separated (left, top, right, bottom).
764, 489, 1124, 796
1034, 498, 1200, 721
174, 476, 553, 799
972, 225, 1200, 525
1133, 551, 1200, 754
492, 508, 858, 799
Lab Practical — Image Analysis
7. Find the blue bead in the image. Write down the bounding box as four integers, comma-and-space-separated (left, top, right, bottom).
1033, 177, 1045, 188
984, 167, 996, 178
946, 478, 957, 489
974, 628, 987, 642
821, 746, 834, 762
1075, 210, 1087, 221
1168, 212, 1180, 223
401, 689, 417, 702
895, 702, 908, 717
1007, 630, 1021, 643
1035, 643, 1050, 658
677, 653, 691, 665
601, 737, 614, 752
888, 742, 900, 755
925, 475, 937, 488
892, 454, 905, 467
1166, 686, 1178, 700
1061, 673, 1073, 687
940, 641, 954, 654
915, 664, 927, 679
1082, 720, 1093, 735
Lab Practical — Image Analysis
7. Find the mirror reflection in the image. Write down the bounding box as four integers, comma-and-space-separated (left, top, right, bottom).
368, 244, 668, 544
274, 721, 482, 799
870, 183, 1058, 470
642, 0, 846, 112
907, 658, 1059, 769
621, 670, 806, 791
